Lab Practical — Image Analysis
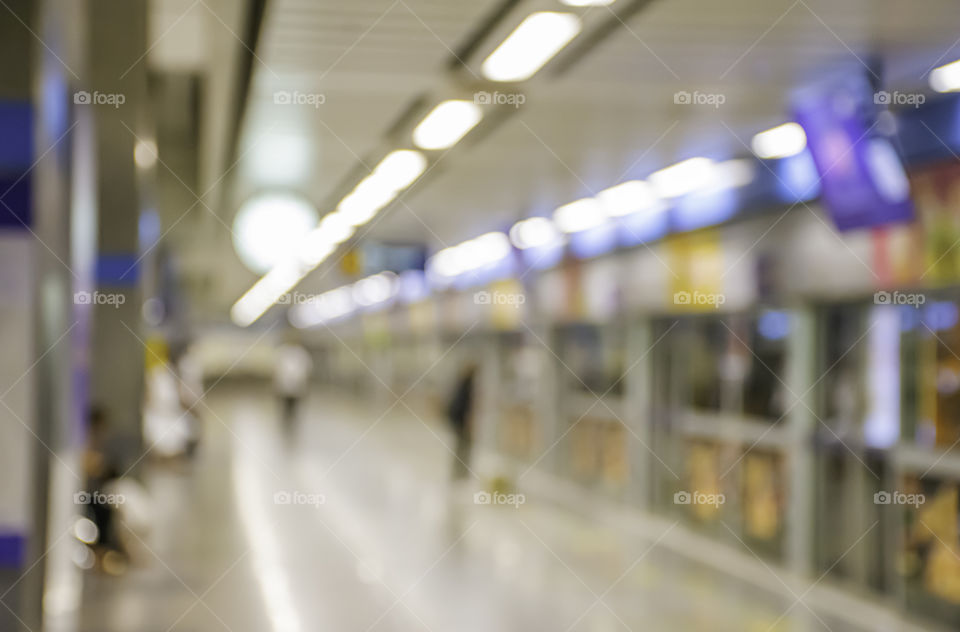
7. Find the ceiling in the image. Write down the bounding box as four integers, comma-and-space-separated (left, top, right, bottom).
168, 0, 960, 321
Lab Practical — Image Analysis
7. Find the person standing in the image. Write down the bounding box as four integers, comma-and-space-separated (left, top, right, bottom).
446, 363, 478, 481
274, 341, 313, 433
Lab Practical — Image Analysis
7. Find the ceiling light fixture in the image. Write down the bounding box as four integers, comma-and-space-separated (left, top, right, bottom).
930, 59, 960, 93
481, 12, 582, 82
552, 197, 606, 233
413, 100, 483, 150
751, 122, 807, 159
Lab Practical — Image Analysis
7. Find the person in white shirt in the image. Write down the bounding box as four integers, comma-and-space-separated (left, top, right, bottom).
274, 342, 313, 432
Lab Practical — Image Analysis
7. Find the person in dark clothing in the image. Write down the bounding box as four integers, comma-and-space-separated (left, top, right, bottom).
446, 363, 477, 480
82, 406, 124, 558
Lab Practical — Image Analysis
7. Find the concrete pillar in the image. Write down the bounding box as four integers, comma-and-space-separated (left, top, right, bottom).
86, 0, 149, 458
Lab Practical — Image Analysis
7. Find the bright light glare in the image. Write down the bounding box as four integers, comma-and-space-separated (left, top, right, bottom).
371, 150, 427, 192
134, 140, 157, 169
597, 180, 664, 217
413, 101, 483, 150
430, 232, 511, 279
751, 122, 807, 159
232, 193, 317, 274
481, 12, 582, 82
290, 287, 355, 328
232, 150, 427, 327
338, 179, 398, 226
352, 272, 397, 307
336, 150, 426, 226
553, 197, 606, 233
298, 232, 336, 267
715, 159, 756, 189
231, 261, 307, 327
931, 59, 960, 93
649, 158, 716, 198
509, 217, 562, 249
73, 517, 99, 544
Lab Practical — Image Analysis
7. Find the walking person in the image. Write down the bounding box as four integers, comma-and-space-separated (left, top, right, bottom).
274, 340, 313, 435
446, 362, 478, 482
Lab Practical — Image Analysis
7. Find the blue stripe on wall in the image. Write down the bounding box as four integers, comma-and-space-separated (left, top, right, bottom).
96, 253, 140, 285
0, 533, 26, 568
0, 101, 33, 230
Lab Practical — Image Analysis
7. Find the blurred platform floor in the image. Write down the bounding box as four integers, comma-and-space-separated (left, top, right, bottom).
79, 386, 876, 631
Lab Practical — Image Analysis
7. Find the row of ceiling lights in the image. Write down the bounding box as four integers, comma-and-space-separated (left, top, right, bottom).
288, 121, 802, 326
231, 0, 618, 326
419, 58, 960, 285
232, 1, 960, 328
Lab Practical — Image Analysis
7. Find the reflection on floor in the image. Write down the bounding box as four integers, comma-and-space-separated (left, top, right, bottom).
80, 386, 860, 631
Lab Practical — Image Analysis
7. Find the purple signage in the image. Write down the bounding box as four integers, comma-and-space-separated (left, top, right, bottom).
794, 81, 913, 231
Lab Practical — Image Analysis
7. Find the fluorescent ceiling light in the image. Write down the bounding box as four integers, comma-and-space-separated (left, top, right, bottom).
338, 179, 397, 226
353, 272, 396, 307
232, 193, 317, 274
561, 0, 615, 5
751, 122, 807, 159
430, 247, 465, 279
597, 180, 664, 217
290, 287, 354, 328
481, 12, 581, 82
428, 232, 511, 279
714, 159, 755, 189
553, 197, 606, 233
231, 260, 307, 327
318, 212, 355, 244
509, 217, 562, 249
413, 100, 483, 150
298, 233, 336, 267
466, 232, 512, 265
931, 59, 960, 93
649, 158, 716, 198
371, 150, 427, 191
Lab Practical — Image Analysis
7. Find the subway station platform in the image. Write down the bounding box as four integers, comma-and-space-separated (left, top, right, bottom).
78, 386, 891, 632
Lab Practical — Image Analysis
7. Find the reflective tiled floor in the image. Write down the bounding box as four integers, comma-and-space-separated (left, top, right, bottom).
80, 387, 873, 631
